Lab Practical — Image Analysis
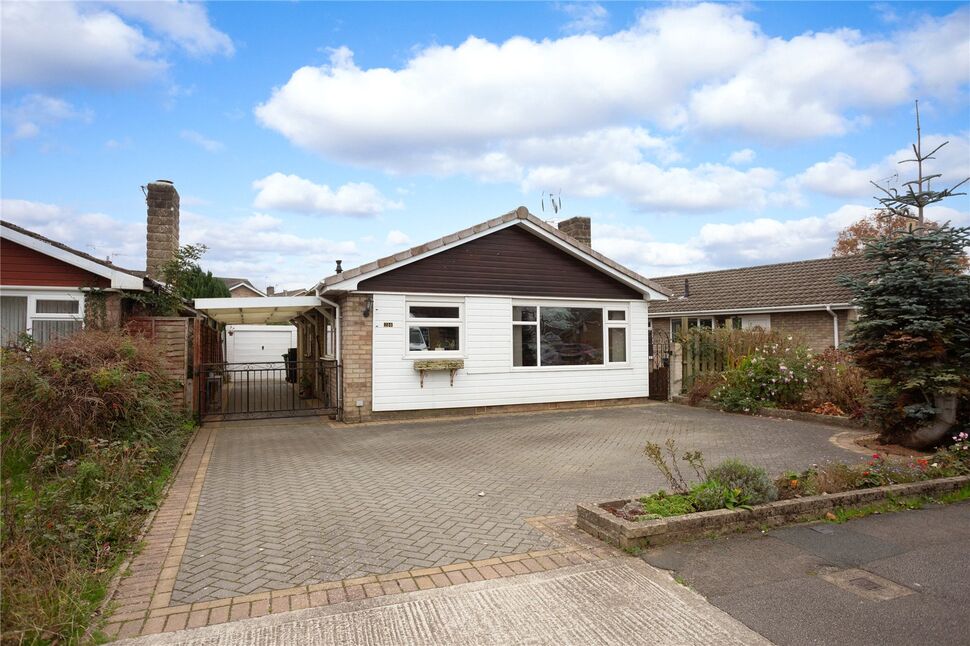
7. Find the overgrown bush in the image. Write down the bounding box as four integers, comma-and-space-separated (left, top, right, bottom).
1, 329, 192, 644
710, 338, 813, 412
803, 348, 869, 418
1, 329, 181, 458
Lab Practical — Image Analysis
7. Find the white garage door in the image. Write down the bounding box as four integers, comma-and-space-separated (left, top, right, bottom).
226, 325, 297, 364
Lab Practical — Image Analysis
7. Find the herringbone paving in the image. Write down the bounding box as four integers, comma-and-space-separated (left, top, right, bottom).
171, 404, 860, 604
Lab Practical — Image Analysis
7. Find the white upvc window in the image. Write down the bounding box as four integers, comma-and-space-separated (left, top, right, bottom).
0, 289, 85, 347
405, 299, 463, 356
511, 301, 630, 369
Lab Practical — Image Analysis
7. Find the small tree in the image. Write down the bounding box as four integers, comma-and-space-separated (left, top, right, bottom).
843, 225, 970, 445
833, 211, 969, 268
131, 244, 229, 315
843, 101, 970, 447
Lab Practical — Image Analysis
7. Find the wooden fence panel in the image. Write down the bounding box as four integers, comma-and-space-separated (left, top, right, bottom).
127, 317, 190, 410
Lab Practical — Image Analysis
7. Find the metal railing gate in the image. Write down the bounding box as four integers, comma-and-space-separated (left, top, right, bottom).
199, 360, 340, 421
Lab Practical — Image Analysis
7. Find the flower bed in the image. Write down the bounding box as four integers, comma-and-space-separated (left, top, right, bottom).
578, 476, 970, 550
577, 435, 970, 550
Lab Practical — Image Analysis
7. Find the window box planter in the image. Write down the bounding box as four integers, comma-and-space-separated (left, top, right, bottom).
576, 475, 970, 550
413, 359, 464, 387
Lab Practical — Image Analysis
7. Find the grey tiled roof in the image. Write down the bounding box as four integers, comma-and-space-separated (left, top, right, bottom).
321, 207, 671, 297
647, 255, 875, 314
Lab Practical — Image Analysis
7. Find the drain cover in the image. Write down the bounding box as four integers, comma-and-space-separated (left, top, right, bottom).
849, 577, 883, 591
822, 569, 914, 601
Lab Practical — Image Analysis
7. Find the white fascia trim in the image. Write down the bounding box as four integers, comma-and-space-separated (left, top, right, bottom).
321, 219, 668, 300
2, 225, 144, 290
229, 283, 267, 297
647, 303, 858, 317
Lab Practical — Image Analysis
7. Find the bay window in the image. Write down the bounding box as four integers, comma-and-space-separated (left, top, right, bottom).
512, 302, 629, 368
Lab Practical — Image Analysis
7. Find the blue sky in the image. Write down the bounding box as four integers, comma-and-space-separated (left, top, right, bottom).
2, 1, 968, 290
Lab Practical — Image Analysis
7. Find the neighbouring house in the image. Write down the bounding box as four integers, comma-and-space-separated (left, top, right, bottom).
0, 220, 146, 346
194, 209, 670, 422
217, 277, 266, 298
1, 180, 221, 409
648, 255, 875, 351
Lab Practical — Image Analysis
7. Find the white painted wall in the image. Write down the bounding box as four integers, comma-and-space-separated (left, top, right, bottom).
371, 294, 649, 412
226, 324, 297, 364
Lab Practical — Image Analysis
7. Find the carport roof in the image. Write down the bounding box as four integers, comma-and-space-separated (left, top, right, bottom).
193, 296, 322, 325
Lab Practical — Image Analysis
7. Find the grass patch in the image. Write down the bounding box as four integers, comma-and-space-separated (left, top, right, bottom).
825, 484, 970, 524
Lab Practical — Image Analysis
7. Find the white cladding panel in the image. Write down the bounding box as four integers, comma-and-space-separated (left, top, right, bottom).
371, 294, 648, 411
226, 325, 297, 364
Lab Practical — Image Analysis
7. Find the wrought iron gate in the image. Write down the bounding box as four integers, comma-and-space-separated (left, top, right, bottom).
199, 360, 340, 420
648, 329, 671, 401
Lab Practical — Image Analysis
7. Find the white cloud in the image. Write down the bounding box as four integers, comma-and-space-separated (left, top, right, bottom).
793, 133, 970, 199
252, 173, 402, 217
255, 4, 763, 163
0, 198, 144, 267
385, 230, 411, 246
0, 197, 359, 290
594, 204, 908, 277
106, 1, 235, 57
2, 94, 93, 140
180, 129, 224, 153
256, 3, 968, 167
1, 1, 232, 88
558, 2, 609, 34
727, 148, 756, 165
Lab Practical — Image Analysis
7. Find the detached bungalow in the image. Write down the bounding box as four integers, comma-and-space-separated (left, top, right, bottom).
197, 208, 670, 422
648, 255, 875, 351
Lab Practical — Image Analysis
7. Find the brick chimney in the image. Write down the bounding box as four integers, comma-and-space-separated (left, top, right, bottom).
145, 180, 180, 281
266, 286, 275, 296
557, 216, 591, 247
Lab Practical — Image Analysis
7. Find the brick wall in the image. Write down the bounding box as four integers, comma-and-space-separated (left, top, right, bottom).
338, 293, 374, 422
765, 309, 852, 351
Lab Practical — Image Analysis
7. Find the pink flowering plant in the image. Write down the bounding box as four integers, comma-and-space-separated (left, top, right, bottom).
711, 338, 813, 412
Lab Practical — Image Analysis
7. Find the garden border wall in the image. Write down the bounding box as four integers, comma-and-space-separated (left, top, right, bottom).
577, 475, 970, 550
670, 395, 864, 429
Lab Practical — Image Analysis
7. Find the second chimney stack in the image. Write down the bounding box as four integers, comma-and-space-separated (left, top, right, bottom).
146, 180, 180, 281
557, 216, 591, 247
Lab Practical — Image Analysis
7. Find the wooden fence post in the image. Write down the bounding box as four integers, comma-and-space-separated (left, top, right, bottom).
192, 317, 202, 418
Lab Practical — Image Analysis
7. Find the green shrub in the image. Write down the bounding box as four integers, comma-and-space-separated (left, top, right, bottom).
708, 459, 778, 505
638, 490, 695, 518
1, 329, 192, 644
690, 480, 731, 511
711, 340, 813, 412
1, 329, 181, 458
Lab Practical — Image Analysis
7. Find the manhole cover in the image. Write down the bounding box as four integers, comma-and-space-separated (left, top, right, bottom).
822, 569, 914, 601
850, 577, 883, 591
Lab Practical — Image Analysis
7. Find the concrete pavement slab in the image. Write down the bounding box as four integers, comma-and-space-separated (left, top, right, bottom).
116, 559, 772, 646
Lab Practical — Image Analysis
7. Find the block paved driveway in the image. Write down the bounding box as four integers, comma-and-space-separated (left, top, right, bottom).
172, 403, 861, 604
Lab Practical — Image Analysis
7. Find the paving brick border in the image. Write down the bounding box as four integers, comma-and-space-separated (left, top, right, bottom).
100, 422, 623, 642
577, 475, 970, 551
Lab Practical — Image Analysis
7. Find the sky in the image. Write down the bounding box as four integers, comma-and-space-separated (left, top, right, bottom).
1, 1, 968, 291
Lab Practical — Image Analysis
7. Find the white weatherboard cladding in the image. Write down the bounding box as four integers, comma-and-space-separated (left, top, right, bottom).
371, 294, 649, 412
226, 325, 297, 364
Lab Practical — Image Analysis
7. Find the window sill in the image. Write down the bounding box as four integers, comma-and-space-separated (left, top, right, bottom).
510, 363, 633, 372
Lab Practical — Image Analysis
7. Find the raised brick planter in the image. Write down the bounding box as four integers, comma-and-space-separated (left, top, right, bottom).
671, 395, 864, 429
577, 475, 970, 550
